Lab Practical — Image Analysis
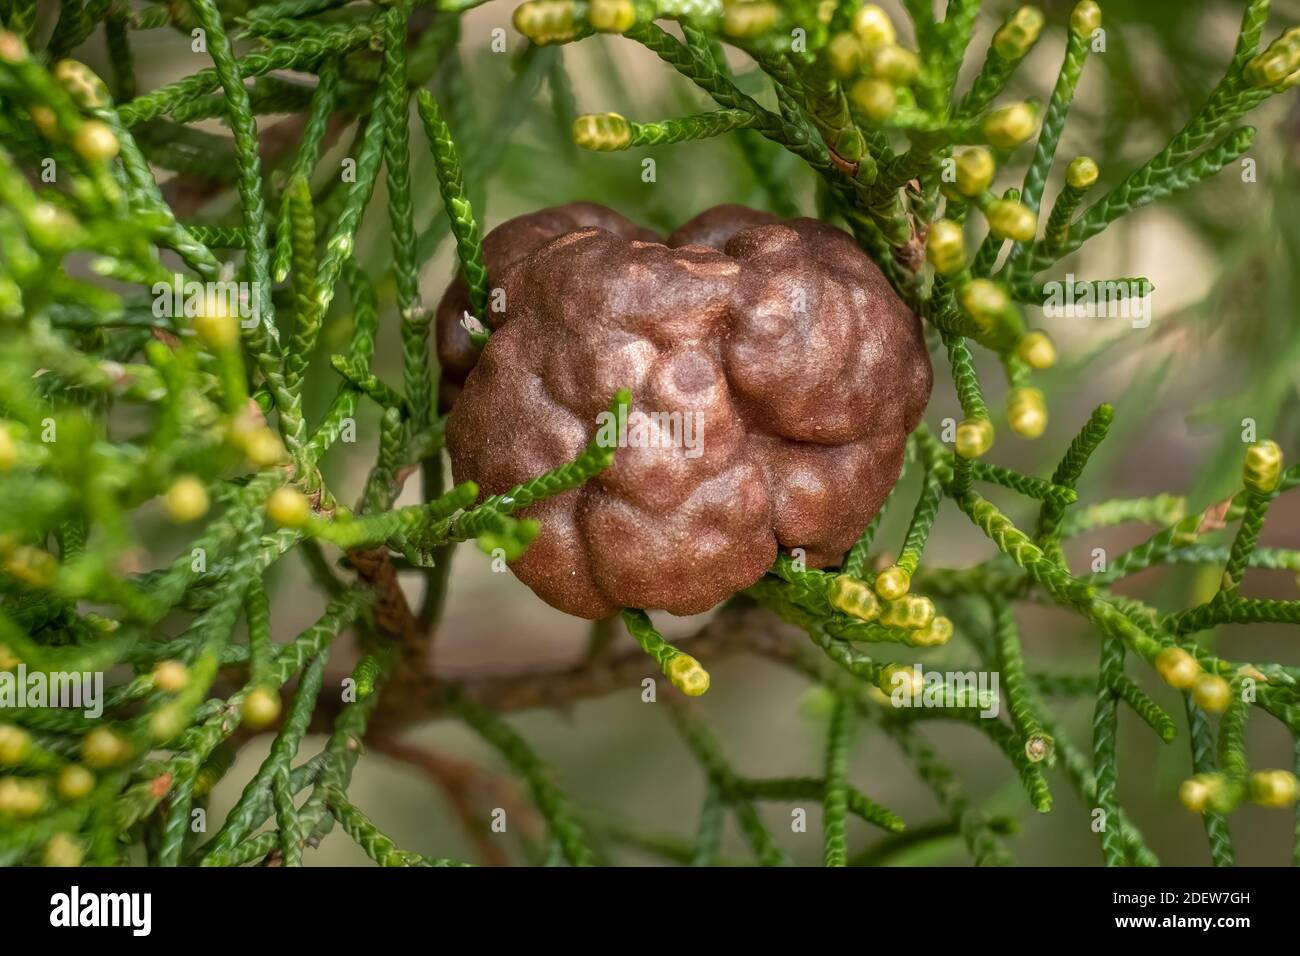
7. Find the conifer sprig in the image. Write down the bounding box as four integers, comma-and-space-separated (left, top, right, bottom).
0, 0, 1297, 869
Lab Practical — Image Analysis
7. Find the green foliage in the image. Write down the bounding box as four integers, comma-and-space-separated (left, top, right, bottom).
0, 0, 1298, 869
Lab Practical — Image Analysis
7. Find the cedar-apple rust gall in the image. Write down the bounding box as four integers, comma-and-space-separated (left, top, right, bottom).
437, 203, 931, 618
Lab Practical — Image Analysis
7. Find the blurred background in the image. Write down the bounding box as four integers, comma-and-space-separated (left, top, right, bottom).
64, 0, 1300, 863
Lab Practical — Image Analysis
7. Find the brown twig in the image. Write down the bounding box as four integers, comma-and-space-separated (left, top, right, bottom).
368, 736, 537, 866
430, 603, 797, 713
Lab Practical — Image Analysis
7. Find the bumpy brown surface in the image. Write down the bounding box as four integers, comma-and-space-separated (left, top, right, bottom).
438, 203, 932, 619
